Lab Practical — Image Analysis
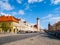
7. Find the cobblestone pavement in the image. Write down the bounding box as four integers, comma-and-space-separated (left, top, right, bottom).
0, 33, 60, 45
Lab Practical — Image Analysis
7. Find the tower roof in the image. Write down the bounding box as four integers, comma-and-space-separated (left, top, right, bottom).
37, 17, 39, 20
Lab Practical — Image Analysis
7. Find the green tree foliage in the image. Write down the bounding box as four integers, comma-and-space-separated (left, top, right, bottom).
1, 22, 11, 32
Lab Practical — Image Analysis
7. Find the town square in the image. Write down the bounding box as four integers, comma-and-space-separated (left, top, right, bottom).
0, 0, 60, 45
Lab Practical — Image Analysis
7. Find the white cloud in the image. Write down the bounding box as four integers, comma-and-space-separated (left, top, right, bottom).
25, 4, 30, 10
10, 10, 25, 16
24, 3, 32, 11
0, 0, 14, 10
51, 0, 60, 5
41, 7, 60, 24
50, 16, 60, 23
17, 0, 22, 4
9, 12, 17, 16
18, 10, 25, 15
41, 14, 60, 24
54, 7, 60, 13
28, 0, 43, 4
42, 14, 53, 19
0, 10, 25, 17
0, 0, 8, 2
0, 11, 18, 16
0, 12, 11, 16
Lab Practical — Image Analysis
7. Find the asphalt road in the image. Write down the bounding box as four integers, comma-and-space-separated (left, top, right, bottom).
0, 33, 39, 45
0, 32, 60, 45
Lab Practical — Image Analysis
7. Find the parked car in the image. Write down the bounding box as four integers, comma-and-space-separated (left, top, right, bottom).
46, 30, 60, 38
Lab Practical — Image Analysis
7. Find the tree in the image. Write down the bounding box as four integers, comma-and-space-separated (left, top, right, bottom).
1, 22, 11, 32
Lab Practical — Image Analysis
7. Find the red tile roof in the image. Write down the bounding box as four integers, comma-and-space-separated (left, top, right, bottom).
0, 15, 19, 22
34, 25, 37, 28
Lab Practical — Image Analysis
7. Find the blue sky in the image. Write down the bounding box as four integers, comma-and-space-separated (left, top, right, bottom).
0, 0, 60, 29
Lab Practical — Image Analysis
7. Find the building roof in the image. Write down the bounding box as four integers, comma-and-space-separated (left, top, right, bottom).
52, 21, 60, 26
0, 15, 19, 22
34, 24, 37, 28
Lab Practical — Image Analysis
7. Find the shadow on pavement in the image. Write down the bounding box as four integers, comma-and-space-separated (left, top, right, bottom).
39, 32, 60, 40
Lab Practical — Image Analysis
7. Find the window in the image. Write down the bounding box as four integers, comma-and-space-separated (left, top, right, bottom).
9, 22, 11, 25
57, 25, 60, 30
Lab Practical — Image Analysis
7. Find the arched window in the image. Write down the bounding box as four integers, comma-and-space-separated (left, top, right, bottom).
14, 29, 15, 33
9, 29, 11, 32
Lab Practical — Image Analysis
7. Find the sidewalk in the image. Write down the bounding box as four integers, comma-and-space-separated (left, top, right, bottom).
0, 33, 18, 37
0, 33, 38, 37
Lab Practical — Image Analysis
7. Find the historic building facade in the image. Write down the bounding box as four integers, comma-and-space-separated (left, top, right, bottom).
48, 22, 60, 31
0, 15, 40, 33
0, 15, 19, 33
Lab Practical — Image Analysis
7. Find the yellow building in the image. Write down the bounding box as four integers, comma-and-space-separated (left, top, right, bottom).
0, 15, 40, 33
0, 15, 19, 33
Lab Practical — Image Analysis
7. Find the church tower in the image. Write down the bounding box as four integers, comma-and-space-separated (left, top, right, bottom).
36, 18, 40, 31
48, 22, 51, 30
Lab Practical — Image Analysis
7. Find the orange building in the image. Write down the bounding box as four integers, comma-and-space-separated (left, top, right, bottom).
0, 15, 19, 33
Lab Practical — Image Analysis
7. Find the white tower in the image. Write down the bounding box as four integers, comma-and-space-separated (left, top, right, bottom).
37, 18, 40, 31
